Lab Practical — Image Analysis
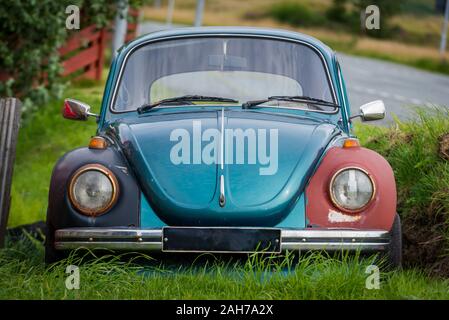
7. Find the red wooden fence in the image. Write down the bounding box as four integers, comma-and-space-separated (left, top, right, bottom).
60, 8, 139, 81
0, 10, 139, 86
59, 25, 107, 81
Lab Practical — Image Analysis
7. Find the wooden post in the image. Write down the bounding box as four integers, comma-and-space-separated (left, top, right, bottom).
167, 0, 175, 26
440, 0, 449, 56
0, 98, 21, 247
194, 0, 205, 27
111, 0, 129, 58
96, 28, 107, 81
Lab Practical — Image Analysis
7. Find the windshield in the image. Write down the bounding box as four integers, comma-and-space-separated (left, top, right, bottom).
114, 36, 335, 112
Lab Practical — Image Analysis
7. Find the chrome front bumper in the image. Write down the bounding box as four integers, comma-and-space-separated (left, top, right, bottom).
54, 228, 390, 252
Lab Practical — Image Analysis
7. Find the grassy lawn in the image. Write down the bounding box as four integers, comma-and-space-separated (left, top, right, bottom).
355, 110, 449, 276
1, 240, 449, 299
8, 79, 103, 227
3, 77, 449, 299
142, 0, 449, 75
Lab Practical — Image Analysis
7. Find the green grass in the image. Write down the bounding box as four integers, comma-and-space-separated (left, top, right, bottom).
4, 80, 449, 299
343, 49, 449, 76
309, 34, 449, 77
268, 2, 326, 27
355, 108, 449, 275
356, 109, 449, 221
8, 79, 103, 227
1, 239, 449, 299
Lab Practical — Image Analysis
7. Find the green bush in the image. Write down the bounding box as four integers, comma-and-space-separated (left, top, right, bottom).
326, 0, 349, 23
356, 108, 449, 276
0, 0, 145, 112
268, 2, 325, 27
269, 0, 402, 39
351, 0, 402, 38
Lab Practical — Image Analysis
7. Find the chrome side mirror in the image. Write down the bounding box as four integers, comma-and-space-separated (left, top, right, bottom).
356, 100, 386, 121
62, 98, 98, 121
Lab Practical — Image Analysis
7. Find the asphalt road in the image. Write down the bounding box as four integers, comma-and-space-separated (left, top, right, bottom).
138, 22, 449, 125
339, 54, 449, 125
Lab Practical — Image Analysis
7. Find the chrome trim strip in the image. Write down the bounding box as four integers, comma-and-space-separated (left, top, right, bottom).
336, 61, 351, 129
219, 174, 226, 207
219, 107, 226, 207
55, 228, 390, 252
55, 228, 162, 239
55, 242, 162, 251
281, 242, 387, 251
220, 107, 224, 170
109, 33, 338, 114
281, 229, 389, 239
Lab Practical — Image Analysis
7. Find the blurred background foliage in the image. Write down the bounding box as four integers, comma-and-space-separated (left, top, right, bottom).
0, 0, 147, 112
253, 0, 444, 42
143, 0, 449, 75
2, 0, 448, 111
269, 0, 420, 39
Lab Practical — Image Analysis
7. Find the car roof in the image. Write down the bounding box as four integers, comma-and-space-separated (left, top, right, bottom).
119, 26, 335, 61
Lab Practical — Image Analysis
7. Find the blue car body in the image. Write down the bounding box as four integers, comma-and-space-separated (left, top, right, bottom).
102, 27, 350, 228
46, 27, 398, 262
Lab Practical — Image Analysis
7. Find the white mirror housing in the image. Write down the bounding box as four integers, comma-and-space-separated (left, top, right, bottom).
359, 100, 386, 121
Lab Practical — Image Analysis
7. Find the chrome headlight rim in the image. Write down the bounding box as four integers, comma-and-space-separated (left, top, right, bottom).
329, 166, 376, 213
68, 164, 119, 216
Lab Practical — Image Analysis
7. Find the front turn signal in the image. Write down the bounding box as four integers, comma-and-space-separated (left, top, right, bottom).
343, 138, 360, 149
89, 136, 108, 149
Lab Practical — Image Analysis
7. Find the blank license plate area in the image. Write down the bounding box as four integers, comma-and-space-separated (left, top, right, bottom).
162, 227, 281, 253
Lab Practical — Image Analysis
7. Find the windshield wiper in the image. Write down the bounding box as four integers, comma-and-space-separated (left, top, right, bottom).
242, 95, 339, 109
138, 95, 239, 114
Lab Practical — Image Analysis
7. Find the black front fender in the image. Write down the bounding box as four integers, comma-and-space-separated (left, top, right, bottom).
47, 146, 141, 231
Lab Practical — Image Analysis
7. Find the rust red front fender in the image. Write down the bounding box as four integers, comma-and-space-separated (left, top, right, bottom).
305, 146, 397, 230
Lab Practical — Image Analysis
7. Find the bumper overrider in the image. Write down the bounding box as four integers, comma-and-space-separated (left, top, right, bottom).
54, 227, 390, 253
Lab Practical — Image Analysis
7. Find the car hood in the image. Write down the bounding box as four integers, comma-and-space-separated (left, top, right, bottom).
110, 109, 340, 226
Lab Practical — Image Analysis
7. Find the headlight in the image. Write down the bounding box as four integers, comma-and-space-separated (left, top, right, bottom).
329, 167, 375, 212
68, 164, 119, 216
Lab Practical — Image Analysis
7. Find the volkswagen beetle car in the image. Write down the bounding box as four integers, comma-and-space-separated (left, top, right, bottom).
46, 27, 401, 265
